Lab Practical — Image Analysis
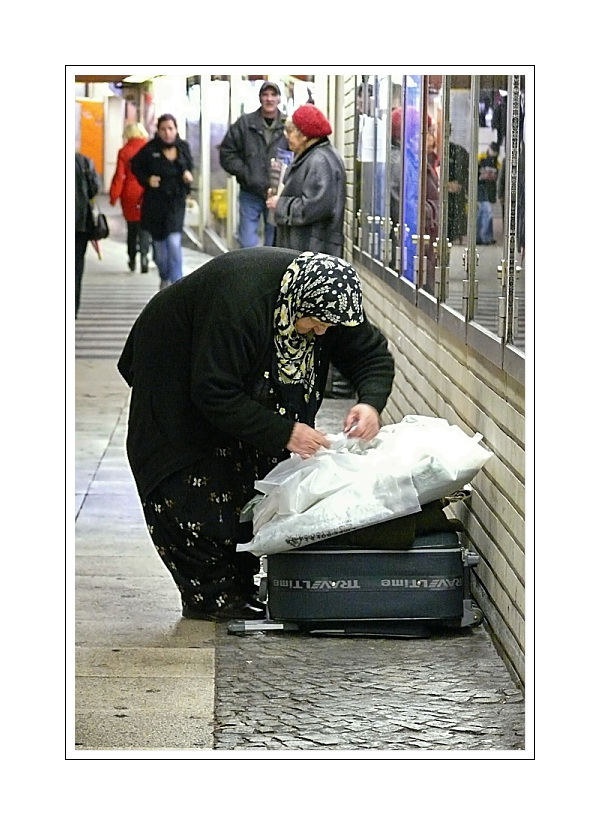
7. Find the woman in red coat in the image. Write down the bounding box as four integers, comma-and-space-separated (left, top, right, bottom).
109, 123, 152, 273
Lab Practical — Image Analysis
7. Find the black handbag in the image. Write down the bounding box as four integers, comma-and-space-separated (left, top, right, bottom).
87, 202, 109, 241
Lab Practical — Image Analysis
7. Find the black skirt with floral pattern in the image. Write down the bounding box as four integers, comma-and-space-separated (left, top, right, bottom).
142, 439, 286, 612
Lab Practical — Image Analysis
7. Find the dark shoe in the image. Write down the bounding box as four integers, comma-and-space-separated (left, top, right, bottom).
182, 595, 266, 622
141, 256, 149, 273
128, 259, 136, 272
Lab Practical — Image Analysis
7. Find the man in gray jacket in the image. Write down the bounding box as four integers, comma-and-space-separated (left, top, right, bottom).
219, 81, 289, 247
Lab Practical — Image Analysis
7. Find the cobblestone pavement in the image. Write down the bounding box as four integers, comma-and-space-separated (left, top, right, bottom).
214, 400, 525, 752
214, 625, 525, 751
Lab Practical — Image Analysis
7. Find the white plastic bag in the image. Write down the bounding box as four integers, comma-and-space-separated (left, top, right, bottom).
237, 416, 492, 556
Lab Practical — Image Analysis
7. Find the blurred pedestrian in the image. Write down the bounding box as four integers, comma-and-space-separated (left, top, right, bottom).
476, 141, 500, 245
75, 151, 100, 317
389, 107, 403, 228
131, 114, 194, 289
447, 128, 469, 243
117, 247, 394, 621
219, 81, 289, 247
109, 122, 152, 273
395, 107, 440, 288
423, 117, 440, 291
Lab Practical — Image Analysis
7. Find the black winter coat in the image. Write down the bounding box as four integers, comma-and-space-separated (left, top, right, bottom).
274, 138, 346, 256
219, 109, 288, 198
130, 136, 193, 240
447, 141, 469, 240
477, 154, 499, 204
117, 247, 395, 500
75, 153, 99, 233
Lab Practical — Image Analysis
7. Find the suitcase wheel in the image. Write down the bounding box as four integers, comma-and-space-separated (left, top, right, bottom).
470, 606, 484, 626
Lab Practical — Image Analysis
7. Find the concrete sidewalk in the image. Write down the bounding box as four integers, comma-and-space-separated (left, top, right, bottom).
75, 210, 216, 750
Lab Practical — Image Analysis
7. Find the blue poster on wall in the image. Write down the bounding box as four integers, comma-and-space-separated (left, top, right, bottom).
402, 76, 423, 282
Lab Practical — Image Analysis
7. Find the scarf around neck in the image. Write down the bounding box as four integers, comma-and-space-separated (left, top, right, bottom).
154, 134, 180, 152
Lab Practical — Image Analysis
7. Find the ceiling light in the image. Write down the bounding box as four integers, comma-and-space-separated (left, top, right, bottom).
122, 75, 157, 83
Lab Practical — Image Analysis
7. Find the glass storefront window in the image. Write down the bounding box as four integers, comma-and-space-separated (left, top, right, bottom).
207, 78, 230, 240
420, 76, 443, 296
402, 75, 423, 284
354, 76, 375, 254
184, 78, 201, 232
471, 76, 508, 338
388, 76, 404, 273
503, 76, 526, 352
372, 74, 389, 264
441, 75, 472, 318
352, 71, 526, 356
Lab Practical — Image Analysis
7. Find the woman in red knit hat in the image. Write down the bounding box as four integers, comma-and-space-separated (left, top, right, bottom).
266, 104, 346, 257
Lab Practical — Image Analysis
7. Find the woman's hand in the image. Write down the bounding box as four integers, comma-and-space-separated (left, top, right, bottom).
182, 170, 193, 185
286, 423, 330, 459
343, 403, 381, 441
148, 175, 161, 188
266, 194, 279, 210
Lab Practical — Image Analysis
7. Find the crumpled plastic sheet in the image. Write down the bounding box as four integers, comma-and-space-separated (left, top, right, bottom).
236, 415, 493, 556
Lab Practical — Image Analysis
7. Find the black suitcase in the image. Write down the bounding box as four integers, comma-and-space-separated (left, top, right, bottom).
228, 498, 483, 637
263, 531, 482, 636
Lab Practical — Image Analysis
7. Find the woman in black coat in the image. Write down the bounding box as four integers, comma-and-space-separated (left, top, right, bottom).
267, 105, 346, 256
118, 247, 395, 622
130, 114, 193, 289
75, 152, 99, 317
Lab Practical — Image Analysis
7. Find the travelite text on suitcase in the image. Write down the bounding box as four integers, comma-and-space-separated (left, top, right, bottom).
264, 532, 481, 630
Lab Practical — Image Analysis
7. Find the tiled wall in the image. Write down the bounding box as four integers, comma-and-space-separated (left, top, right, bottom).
342, 77, 525, 687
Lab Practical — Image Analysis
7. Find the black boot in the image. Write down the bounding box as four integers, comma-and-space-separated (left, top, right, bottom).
128, 258, 136, 272
141, 255, 149, 273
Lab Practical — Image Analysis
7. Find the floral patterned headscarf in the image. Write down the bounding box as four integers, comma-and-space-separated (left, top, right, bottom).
273, 252, 363, 403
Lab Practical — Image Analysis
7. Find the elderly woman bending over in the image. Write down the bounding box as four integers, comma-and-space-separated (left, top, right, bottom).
118, 247, 394, 621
